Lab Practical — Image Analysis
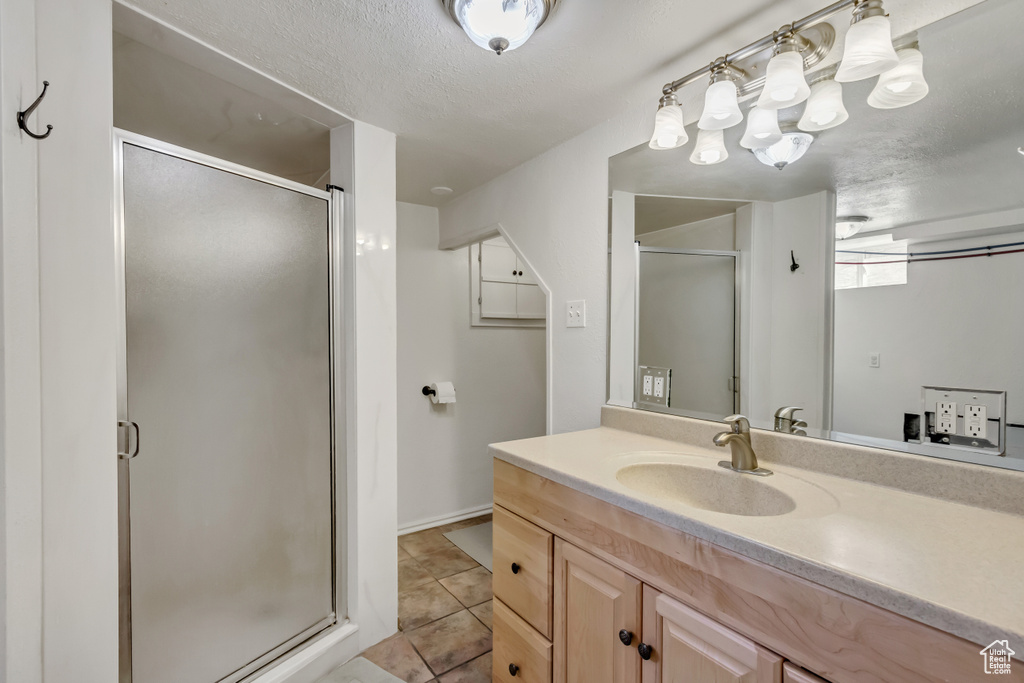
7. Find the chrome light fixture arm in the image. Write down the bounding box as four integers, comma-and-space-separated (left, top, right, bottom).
660, 0, 860, 97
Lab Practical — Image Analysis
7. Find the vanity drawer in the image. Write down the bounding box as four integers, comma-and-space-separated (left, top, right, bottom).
494, 504, 553, 638
493, 598, 552, 683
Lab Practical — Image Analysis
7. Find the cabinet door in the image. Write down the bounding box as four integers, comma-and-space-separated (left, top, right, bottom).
642, 586, 782, 683
516, 256, 538, 285
554, 540, 642, 683
481, 240, 519, 283
516, 284, 546, 319
481, 281, 519, 319
783, 663, 829, 683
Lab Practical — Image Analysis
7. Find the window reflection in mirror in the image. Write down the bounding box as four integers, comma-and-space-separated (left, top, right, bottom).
607, 0, 1024, 471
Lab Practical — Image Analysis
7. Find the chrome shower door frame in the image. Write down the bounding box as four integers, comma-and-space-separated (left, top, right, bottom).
113, 129, 345, 683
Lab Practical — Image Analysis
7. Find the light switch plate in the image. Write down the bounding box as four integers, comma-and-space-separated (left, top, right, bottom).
566, 300, 586, 328
869, 352, 881, 368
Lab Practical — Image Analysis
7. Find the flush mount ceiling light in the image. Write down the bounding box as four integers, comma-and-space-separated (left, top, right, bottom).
835, 0, 899, 82
646, 0, 927, 170
443, 0, 556, 55
698, 63, 744, 131
690, 129, 729, 166
740, 106, 782, 149
431, 186, 454, 196
868, 47, 929, 109
649, 94, 688, 150
799, 78, 849, 131
753, 132, 814, 170
836, 215, 871, 239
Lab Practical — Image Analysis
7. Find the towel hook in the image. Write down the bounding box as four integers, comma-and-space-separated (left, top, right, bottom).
18, 81, 53, 140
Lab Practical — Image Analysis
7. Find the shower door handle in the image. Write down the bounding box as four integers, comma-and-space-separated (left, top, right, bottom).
118, 420, 140, 460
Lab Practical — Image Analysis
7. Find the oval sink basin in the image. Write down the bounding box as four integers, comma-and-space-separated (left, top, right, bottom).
617, 463, 796, 517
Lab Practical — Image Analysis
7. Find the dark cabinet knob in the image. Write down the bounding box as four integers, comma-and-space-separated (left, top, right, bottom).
638, 643, 653, 661
509, 663, 520, 676
618, 629, 633, 646
513, 270, 517, 275
511, 562, 520, 574
518, 270, 523, 276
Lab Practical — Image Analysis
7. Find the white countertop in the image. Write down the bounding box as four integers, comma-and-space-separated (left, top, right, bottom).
491, 426, 1024, 650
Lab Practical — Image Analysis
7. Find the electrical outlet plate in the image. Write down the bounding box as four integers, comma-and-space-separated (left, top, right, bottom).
637, 366, 671, 408
921, 386, 1006, 455
566, 300, 586, 328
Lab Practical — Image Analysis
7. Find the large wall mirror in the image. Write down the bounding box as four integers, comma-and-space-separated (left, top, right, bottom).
607, 0, 1024, 471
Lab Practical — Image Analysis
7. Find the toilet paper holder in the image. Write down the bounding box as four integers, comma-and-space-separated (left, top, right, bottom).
421, 386, 436, 397
422, 382, 457, 404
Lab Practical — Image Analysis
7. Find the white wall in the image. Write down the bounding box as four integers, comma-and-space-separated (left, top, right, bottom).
331, 121, 399, 651
0, 0, 44, 678
834, 229, 1024, 441
637, 214, 736, 250
396, 202, 545, 530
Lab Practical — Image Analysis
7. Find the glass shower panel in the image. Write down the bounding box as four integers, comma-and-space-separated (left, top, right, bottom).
122, 144, 334, 683
637, 251, 737, 416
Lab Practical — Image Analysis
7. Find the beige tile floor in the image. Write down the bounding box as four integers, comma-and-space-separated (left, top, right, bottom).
361, 515, 493, 683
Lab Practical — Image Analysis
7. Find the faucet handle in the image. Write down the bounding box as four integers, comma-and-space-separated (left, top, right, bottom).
723, 415, 750, 433
774, 406, 803, 420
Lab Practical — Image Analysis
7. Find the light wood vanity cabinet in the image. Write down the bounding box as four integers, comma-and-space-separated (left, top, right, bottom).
493, 459, 1009, 683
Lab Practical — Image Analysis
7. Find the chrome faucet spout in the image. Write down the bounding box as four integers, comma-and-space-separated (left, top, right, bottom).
713, 414, 772, 476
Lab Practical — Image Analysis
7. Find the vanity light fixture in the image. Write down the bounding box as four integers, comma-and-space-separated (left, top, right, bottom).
867, 47, 929, 109
752, 132, 814, 170
649, 94, 688, 150
647, 0, 923, 170
740, 106, 783, 149
757, 30, 811, 111
835, 0, 899, 82
690, 129, 729, 166
835, 215, 871, 239
799, 79, 849, 131
698, 63, 744, 130
443, 0, 556, 55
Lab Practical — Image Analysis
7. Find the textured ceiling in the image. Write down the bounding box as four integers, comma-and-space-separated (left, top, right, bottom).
610, 0, 1024, 234
120, 0, 853, 206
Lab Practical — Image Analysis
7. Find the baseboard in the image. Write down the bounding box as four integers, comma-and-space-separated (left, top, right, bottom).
398, 503, 494, 536
251, 622, 360, 683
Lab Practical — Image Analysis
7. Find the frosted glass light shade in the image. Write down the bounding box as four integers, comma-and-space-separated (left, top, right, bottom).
648, 104, 688, 150
798, 80, 850, 131
740, 106, 783, 149
753, 132, 814, 170
868, 48, 929, 109
835, 15, 900, 82
690, 129, 729, 166
757, 51, 811, 110
698, 80, 744, 130
452, 0, 546, 54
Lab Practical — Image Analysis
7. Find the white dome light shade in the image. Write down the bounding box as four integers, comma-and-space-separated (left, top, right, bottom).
798, 80, 850, 131
753, 132, 814, 170
690, 129, 729, 166
740, 106, 783, 149
698, 80, 744, 131
451, 0, 547, 55
868, 48, 929, 109
756, 51, 811, 110
835, 15, 900, 82
835, 216, 871, 239
648, 103, 688, 150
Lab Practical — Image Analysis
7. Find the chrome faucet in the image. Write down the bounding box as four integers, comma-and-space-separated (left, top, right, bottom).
774, 406, 808, 436
714, 415, 772, 477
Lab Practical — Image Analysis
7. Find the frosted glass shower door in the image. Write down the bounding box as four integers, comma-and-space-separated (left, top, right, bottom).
119, 141, 335, 683
637, 249, 738, 416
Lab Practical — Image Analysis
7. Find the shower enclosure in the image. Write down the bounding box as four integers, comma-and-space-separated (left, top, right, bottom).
115, 132, 341, 683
